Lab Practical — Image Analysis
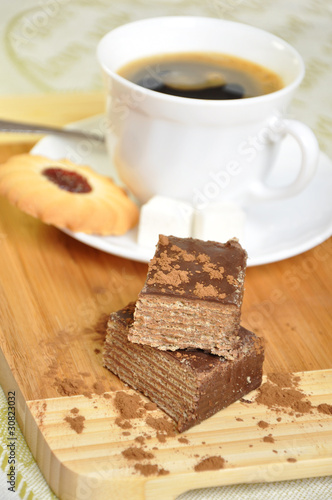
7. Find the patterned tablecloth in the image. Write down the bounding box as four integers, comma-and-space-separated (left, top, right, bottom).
0, 1, 331, 499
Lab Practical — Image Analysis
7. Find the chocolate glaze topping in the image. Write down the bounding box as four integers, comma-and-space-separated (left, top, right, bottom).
141, 235, 247, 305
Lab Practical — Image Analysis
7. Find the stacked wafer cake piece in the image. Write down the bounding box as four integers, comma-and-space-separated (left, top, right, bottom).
103, 235, 264, 432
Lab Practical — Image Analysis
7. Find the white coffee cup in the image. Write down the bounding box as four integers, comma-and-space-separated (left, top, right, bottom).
97, 16, 319, 206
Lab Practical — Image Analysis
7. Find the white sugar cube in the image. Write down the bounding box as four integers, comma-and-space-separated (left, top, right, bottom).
137, 195, 194, 249
193, 201, 246, 244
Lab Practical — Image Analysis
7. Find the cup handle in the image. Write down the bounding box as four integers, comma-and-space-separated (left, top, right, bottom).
251, 119, 319, 200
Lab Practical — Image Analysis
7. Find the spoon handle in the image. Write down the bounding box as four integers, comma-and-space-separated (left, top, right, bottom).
0, 119, 104, 142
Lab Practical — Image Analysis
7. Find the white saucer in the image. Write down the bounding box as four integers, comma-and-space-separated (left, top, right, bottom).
31, 115, 332, 266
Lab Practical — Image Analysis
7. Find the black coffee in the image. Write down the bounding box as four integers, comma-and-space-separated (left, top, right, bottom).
118, 52, 283, 100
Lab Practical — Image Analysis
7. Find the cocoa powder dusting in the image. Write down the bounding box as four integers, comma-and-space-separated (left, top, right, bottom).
263, 434, 275, 443
122, 447, 154, 461
254, 373, 314, 416
145, 415, 176, 439
115, 417, 132, 429
114, 391, 145, 420
54, 377, 87, 397
317, 403, 332, 415
156, 467, 170, 476
64, 414, 85, 434
193, 283, 219, 298
148, 269, 189, 287
257, 420, 269, 429
134, 463, 169, 477
226, 275, 238, 286
254, 372, 332, 419
144, 402, 158, 411
194, 456, 225, 472
170, 244, 195, 262
92, 381, 105, 395
268, 373, 300, 388
197, 253, 210, 263
153, 250, 174, 272
156, 433, 167, 443
202, 262, 224, 280
159, 235, 169, 246
287, 457, 297, 463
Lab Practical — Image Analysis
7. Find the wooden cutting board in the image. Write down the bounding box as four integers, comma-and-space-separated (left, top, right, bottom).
0, 99, 331, 499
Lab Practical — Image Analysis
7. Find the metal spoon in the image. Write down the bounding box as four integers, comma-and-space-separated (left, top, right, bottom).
0, 119, 104, 142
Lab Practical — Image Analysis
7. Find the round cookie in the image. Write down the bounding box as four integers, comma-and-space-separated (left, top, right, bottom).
0, 154, 139, 235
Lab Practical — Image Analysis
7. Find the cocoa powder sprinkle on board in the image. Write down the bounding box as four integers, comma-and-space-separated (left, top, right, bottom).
115, 418, 132, 429
253, 372, 332, 418
134, 464, 169, 477
317, 403, 332, 415
268, 373, 300, 388
64, 414, 85, 434
254, 373, 314, 415
145, 415, 176, 438
194, 456, 225, 472
263, 434, 275, 443
114, 391, 145, 420
92, 381, 105, 395
122, 447, 154, 461
144, 402, 158, 411
54, 377, 87, 397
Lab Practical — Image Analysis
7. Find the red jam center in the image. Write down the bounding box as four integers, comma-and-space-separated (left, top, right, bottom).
42, 167, 92, 193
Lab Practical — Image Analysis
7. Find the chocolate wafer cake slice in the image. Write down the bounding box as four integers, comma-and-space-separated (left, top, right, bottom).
128, 235, 247, 358
103, 302, 264, 432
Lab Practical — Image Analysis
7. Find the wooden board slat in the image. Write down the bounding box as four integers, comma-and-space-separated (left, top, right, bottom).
1, 349, 331, 500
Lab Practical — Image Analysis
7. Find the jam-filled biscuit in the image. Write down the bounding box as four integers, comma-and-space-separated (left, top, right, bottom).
0, 154, 139, 235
